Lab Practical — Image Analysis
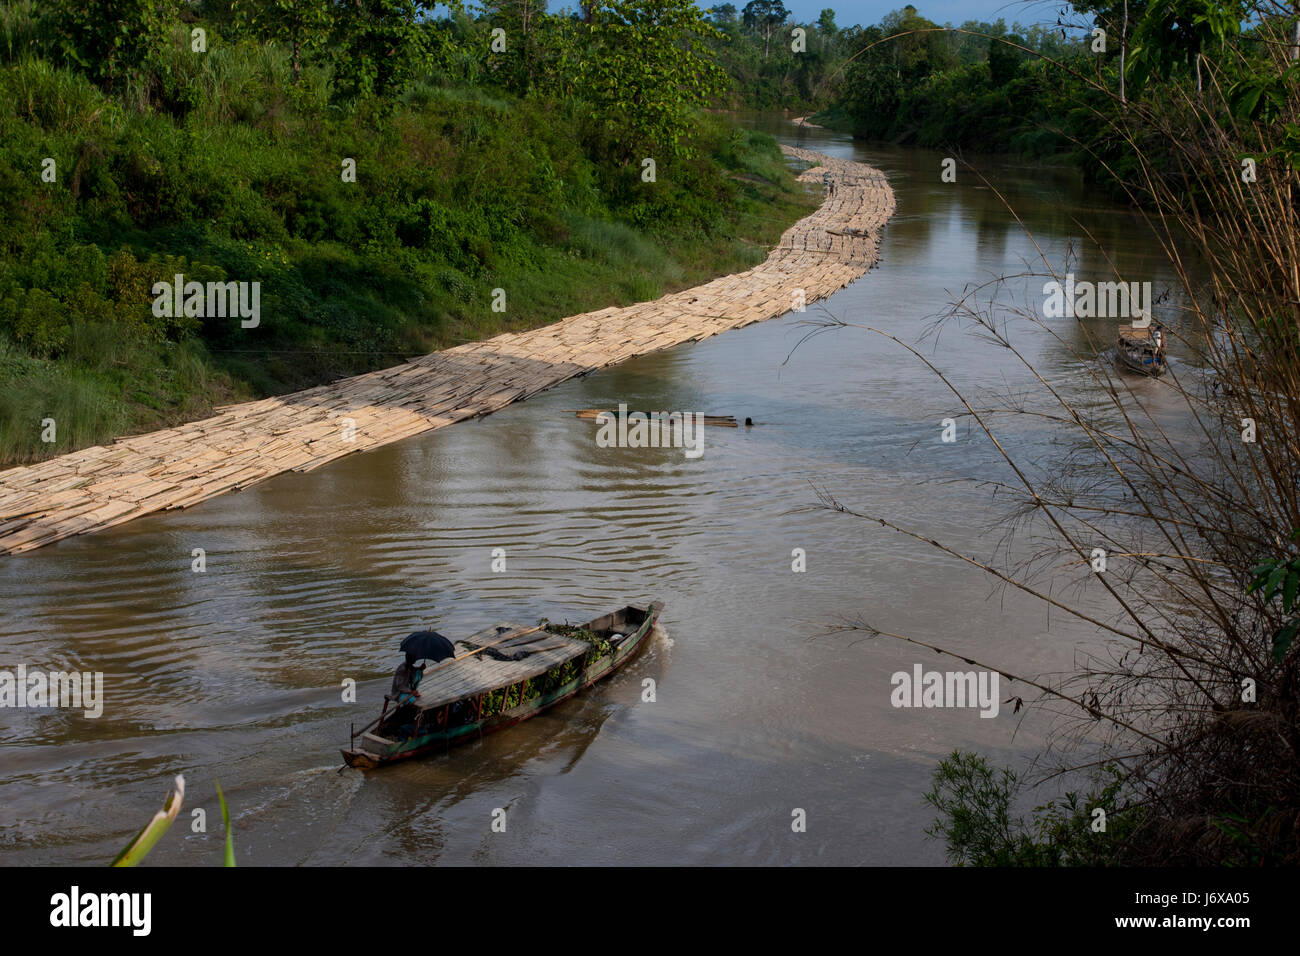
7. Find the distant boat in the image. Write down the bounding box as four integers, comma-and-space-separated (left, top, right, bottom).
1116, 324, 1168, 376
341, 602, 663, 769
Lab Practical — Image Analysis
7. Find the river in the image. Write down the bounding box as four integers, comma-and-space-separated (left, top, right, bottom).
0, 114, 1189, 865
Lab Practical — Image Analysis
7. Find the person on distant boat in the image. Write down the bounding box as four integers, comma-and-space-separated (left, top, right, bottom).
391, 652, 423, 701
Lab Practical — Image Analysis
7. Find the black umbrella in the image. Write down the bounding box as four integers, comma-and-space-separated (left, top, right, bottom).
400, 630, 456, 663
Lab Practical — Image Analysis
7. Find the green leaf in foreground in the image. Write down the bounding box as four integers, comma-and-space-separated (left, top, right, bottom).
215, 778, 235, 867
110, 774, 184, 867
1273, 620, 1300, 664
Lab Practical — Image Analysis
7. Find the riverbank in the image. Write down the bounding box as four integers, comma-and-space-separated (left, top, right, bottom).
0, 44, 813, 469
0, 147, 895, 555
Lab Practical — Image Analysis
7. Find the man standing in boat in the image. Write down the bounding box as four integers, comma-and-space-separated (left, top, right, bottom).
391, 652, 423, 702
389, 629, 455, 705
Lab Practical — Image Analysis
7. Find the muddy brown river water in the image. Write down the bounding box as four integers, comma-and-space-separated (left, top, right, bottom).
0, 115, 1193, 865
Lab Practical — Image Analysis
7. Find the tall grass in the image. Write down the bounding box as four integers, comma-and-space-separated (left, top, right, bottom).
0, 362, 128, 462
0, 0, 36, 65
3, 57, 107, 131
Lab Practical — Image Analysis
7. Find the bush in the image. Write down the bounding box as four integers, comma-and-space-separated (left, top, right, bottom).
0, 286, 68, 354
924, 750, 1140, 866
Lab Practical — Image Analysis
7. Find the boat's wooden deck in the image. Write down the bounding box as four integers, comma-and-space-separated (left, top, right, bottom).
411, 623, 593, 711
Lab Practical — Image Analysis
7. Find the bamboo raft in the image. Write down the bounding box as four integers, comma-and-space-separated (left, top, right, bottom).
0, 147, 895, 555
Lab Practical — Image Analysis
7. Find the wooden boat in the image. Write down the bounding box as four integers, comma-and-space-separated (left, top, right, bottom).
1116, 325, 1168, 376
341, 601, 663, 769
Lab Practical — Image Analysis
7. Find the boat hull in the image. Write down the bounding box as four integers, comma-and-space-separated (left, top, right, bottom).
341, 601, 662, 769
1115, 346, 1167, 376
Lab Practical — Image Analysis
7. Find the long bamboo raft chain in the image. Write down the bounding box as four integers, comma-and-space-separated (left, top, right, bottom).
0, 147, 896, 555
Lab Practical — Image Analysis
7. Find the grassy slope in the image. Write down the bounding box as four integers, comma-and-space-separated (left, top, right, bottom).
0, 43, 815, 468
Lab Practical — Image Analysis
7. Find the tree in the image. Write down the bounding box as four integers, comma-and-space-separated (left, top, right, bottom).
879, 4, 955, 82
741, 0, 789, 60
1292, 1, 1299, 61
1073, 0, 1154, 103
987, 33, 1025, 85
841, 24, 902, 133
817, 8, 837, 51
329, 0, 436, 99
707, 3, 737, 23
1127, 0, 1244, 93
481, 0, 550, 94
233, 0, 332, 84
42, 0, 180, 91
581, 0, 729, 160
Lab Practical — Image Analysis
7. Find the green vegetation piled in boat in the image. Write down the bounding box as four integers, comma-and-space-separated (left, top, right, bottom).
341, 602, 664, 770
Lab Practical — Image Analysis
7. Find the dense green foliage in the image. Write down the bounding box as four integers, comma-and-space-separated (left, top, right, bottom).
709, 1, 1298, 201
0, 0, 813, 465
698, 2, 1109, 172
833, 13, 1088, 158
702, 1, 1072, 114
704, 2, 835, 109
830, 4, 1298, 194
583, 0, 729, 160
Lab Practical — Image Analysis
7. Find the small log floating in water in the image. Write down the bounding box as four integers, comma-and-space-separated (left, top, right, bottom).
563, 409, 739, 428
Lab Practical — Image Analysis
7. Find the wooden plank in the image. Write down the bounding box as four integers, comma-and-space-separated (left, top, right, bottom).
413, 632, 592, 707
